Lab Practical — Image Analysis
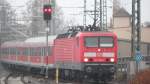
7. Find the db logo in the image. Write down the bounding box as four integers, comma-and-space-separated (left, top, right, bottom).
97, 53, 102, 57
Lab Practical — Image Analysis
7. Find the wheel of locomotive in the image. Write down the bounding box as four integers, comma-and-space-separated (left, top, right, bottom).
63, 69, 69, 81
59, 69, 72, 82
72, 70, 80, 82
59, 69, 65, 81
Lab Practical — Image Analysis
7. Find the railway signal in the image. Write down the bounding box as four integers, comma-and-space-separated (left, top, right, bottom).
43, 4, 52, 20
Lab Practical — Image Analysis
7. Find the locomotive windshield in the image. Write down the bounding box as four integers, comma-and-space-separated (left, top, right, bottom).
84, 36, 114, 47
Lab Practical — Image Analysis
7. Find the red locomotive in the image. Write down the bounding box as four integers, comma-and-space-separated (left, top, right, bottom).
0, 31, 118, 82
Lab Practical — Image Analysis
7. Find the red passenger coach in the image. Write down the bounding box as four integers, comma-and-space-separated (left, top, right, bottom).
0, 36, 57, 73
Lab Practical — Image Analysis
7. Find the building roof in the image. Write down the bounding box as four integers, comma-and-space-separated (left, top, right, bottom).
113, 8, 131, 17
109, 27, 150, 43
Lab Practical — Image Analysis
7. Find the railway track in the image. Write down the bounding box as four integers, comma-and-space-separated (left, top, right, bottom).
2, 73, 26, 84
0, 66, 120, 84
2, 73, 120, 84
4, 73, 13, 84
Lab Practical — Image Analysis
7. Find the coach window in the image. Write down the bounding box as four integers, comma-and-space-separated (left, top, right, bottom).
0, 48, 1, 56
12, 48, 14, 55
12, 48, 15, 55
30, 48, 33, 56
9, 48, 12, 55
27, 48, 29, 56
29, 48, 31, 56
31, 48, 36, 56
48, 46, 51, 56
13, 48, 16, 55
37, 48, 41, 56
14, 48, 16, 56
24, 48, 27, 56
1, 48, 3, 55
4, 48, 7, 55
11, 48, 13, 55
3, 48, 5, 55
0, 48, 2, 55
4, 48, 6, 55
13, 48, 16, 56
27, 48, 30, 56
24, 48, 29, 56
1, 49, 3, 55
7, 48, 9, 55
22, 48, 25, 56
33, 48, 37, 56
2, 48, 4, 55
16, 48, 20, 56
8, 48, 9, 55
11, 48, 14, 55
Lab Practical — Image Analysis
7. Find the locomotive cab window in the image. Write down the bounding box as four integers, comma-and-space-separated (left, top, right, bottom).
84, 37, 98, 47
84, 36, 114, 47
99, 37, 114, 47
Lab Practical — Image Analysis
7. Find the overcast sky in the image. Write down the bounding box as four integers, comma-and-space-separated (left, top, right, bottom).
8, 0, 150, 25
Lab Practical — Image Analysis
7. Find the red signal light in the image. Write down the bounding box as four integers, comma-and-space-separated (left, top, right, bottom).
48, 8, 52, 12
44, 8, 52, 13
44, 9, 48, 12
43, 4, 52, 20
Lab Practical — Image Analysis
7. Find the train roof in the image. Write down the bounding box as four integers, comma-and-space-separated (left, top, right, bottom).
1, 32, 116, 48
25, 35, 57, 43
1, 35, 57, 48
56, 31, 116, 39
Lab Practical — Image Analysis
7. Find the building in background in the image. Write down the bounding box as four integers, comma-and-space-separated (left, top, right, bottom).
113, 8, 131, 28
111, 8, 150, 74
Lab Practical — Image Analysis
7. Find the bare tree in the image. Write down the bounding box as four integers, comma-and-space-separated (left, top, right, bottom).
113, 0, 121, 15
0, 0, 18, 42
25, 0, 64, 36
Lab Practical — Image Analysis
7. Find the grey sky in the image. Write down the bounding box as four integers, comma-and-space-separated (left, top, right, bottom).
120, 0, 150, 22
8, 0, 150, 25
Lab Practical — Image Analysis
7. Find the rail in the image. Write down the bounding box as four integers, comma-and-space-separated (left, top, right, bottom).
4, 73, 12, 84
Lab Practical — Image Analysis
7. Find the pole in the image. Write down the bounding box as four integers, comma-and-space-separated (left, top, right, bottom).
83, 0, 87, 29
56, 66, 59, 84
44, 0, 51, 79
132, 0, 141, 74
45, 20, 49, 78
93, 0, 97, 27
100, 0, 102, 30
132, 0, 136, 73
136, 0, 141, 73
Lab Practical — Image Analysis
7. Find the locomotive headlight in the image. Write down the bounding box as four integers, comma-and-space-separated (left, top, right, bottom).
84, 52, 96, 57
84, 58, 89, 62
110, 58, 115, 62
